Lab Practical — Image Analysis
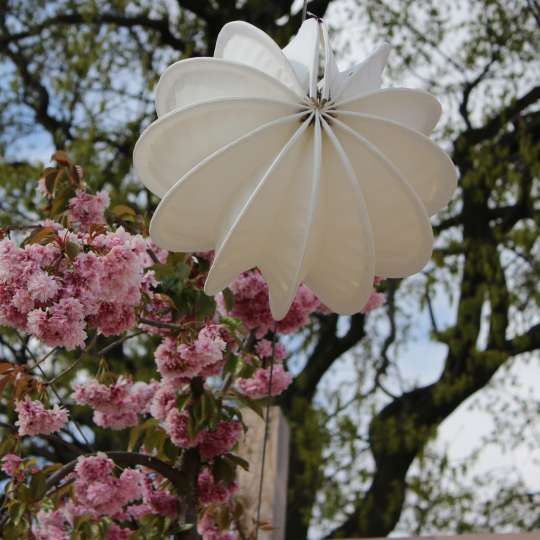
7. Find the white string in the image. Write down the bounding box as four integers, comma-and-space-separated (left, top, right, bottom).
254, 325, 277, 540
254, 11, 309, 538
302, 0, 309, 23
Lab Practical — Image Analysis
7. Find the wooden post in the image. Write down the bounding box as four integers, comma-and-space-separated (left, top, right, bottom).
236, 407, 290, 540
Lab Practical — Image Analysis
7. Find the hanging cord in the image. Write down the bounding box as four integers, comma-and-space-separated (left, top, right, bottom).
254, 11, 309, 537
254, 323, 278, 539
302, 0, 309, 23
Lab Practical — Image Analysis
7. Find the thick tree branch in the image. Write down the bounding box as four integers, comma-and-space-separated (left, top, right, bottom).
2, 44, 71, 147
459, 85, 540, 146
0, 11, 185, 51
503, 323, 540, 356
282, 313, 366, 408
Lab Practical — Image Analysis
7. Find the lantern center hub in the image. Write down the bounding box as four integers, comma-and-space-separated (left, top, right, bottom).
307, 96, 334, 113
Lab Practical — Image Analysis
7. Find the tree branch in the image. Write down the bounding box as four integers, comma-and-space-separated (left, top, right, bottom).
0, 11, 185, 51
460, 85, 540, 146
282, 313, 366, 407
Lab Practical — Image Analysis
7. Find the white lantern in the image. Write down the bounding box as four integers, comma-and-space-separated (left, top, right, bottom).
134, 19, 457, 320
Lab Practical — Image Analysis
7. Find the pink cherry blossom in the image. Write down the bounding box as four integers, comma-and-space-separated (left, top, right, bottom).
88, 302, 138, 336
164, 409, 203, 449
15, 398, 68, 436
33, 509, 70, 540
1, 453, 24, 481
198, 467, 238, 505
27, 271, 59, 303
199, 420, 242, 461
99, 245, 143, 304
73, 378, 131, 413
94, 409, 140, 430
105, 523, 132, 540
198, 511, 236, 540
228, 270, 319, 337
73, 454, 143, 516
361, 291, 386, 313
27, 298, 87, 350
75, 452, 115, 481
236, 365, 293, 400
142, 476, 179, 518
73, 378, 157, 430
254, 339, 287, 361
155, 325, 227, 387
68, 190, 110, 228
276, 284, 319, 334
154, 338, 194, 387
127, 503, 152, 520
149, 384, 177, 421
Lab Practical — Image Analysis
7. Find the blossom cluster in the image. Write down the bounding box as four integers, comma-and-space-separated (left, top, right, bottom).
32, 453, 180, 539
225, 270, 320, 337
164, 410, 242, 460
236, 364, 293, 399
0, 159, 388, 540
1, 453, 25, 481
15, 398, 69, 436
0, 228, 158, 349
154, 324, 228, 387
198, 467, 238, 505
73, 377, 157, 430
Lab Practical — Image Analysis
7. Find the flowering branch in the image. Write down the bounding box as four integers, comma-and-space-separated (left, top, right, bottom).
0, 154, 386, 540
45, 451, 188, 494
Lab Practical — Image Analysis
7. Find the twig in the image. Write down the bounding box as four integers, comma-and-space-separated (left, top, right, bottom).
139, 317, 182, 330
96, 330, 144, 356
29, 346, 59, 371
15, 331, 94, 451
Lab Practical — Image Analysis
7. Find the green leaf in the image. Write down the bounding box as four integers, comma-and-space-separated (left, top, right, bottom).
176, 393, 191, 410
22, 226, 58, 246
237, 362, 256, 379
233, 390, 265, 419
29, 471, 48, 501
51, 173, 76, 216
226, 453, 250, 471
111, 204, 137, 222
223, 353, 239, 377
212, 457, 236, 485
128, 423, 144, 452
194, 290, 216, 320
65, 239, 81, 259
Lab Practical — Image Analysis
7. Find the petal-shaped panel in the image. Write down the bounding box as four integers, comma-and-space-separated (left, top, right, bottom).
332, 43, 391, 102
150, 114, 302, 252
282, 18, 320, 98
134, 97, 301, 198
304, 118, 375, 315
155, 58, 300, 116
262, 115, 323, 319
214, 21, 304, 96
336, 111, 457, 215
330, 116, 433, 277
336, 88, 441, 135
320, 22, 340, 101
205, 115, 322, 319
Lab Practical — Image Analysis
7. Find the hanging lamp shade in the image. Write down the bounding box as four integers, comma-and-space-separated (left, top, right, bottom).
134, 19, 457, 320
